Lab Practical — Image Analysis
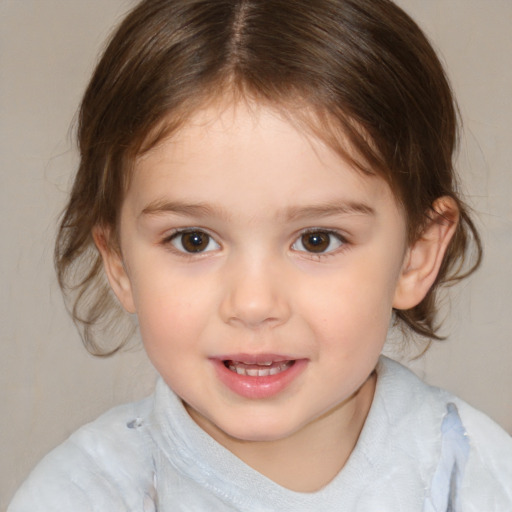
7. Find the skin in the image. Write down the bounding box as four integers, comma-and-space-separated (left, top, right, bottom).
96, 100, 458, 492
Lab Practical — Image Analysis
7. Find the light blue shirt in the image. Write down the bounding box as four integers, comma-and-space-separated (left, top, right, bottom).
9, 357, 512, 511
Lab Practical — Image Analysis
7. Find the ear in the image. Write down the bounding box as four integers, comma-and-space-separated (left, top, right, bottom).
92, 226, 136, 314
393, 197, 459, 310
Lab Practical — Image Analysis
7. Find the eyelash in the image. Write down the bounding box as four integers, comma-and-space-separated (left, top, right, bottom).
162, 228, 220, 257
161, 228, 349, 258
291, 229, 348, 258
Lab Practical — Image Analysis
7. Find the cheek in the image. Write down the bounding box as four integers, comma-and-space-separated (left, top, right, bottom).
130, 262, 222, 355
129, 254, 208, 311
298, 261, 400, 348
135, 292, 205, 385
309, 264, 398, 317
136, 291, 199, 340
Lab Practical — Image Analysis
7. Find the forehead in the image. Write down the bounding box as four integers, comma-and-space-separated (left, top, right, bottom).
128, 101, 402, 222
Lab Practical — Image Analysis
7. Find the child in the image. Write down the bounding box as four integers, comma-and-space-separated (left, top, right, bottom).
9, 0, 512, 510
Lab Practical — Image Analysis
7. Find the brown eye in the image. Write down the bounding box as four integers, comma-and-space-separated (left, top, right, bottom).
292, 230, 344, 254
170, 230, 219, 253
301, 232, 330, 253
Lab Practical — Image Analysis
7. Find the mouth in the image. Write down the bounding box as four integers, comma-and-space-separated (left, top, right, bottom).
213, 355, 306, 399
223, 360, 295, 377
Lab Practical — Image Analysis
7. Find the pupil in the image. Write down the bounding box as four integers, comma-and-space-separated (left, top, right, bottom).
303, 232, 329, 253
182, 232, 208, 252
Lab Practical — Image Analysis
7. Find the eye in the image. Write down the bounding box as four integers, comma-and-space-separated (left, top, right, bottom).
292, 230, 344, 254
169, 230, 220, 253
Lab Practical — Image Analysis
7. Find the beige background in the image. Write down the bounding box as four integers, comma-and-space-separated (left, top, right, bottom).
1, 0, 511, 508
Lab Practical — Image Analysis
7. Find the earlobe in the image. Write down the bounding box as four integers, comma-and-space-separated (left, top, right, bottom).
92, 227, 136, 314
393, 197, 459, 310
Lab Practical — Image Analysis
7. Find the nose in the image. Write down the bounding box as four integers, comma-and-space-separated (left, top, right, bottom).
219, 255, 291, 329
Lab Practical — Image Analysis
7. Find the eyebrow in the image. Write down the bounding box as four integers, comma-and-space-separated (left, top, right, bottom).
141, 200, 221, 219
284, 202, 375, 221
140, 199, 375, 221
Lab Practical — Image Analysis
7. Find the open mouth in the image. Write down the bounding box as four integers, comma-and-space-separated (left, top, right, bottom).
215, 357, 306, 398
223, 360, 295, 377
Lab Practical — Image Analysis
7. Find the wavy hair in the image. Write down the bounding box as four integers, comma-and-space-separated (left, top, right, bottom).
55, 0, 482, 355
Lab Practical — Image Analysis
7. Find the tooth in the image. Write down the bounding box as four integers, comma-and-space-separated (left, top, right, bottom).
228, 360, 294, 377
240, 361, 275, 366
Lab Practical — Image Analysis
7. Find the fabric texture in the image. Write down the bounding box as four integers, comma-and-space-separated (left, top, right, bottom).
9, 357, 512, 511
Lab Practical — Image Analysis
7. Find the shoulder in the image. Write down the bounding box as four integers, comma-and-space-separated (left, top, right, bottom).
453, 398, 512, 507
9, 396, 156, 512
377, 357, 512, 508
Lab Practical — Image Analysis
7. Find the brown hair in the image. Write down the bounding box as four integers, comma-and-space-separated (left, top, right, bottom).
55, 0, 482, 355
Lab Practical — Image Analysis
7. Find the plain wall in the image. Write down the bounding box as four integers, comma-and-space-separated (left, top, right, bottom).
1, 0, 511, 508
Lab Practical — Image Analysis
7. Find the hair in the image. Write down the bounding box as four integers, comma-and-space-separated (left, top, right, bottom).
55, 0, 482, 356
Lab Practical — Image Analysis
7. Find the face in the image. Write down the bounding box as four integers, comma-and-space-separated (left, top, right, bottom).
108, 102, 412, 444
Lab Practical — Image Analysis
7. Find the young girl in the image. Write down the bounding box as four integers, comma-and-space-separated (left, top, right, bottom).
9, 0, 512, 510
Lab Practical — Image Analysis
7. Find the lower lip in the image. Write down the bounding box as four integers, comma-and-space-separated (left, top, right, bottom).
211, 358, 307, 399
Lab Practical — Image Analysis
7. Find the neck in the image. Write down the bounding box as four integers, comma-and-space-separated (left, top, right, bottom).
190, 372, 376, 492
